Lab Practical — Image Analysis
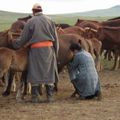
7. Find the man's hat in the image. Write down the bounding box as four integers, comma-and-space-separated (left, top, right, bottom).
32, 3, 42, 10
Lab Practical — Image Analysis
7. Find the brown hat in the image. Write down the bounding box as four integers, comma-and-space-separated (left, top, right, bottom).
32, 3, 42, 10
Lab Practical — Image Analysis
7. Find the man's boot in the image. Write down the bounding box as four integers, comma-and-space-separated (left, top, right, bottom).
45, 84, 54, 103
31, 85, 42, 103
38, 84, 43, 95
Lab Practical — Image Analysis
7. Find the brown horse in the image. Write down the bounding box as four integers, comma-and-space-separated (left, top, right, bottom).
101, 19, 120, 27
57, 26, 101, 71
0, 15, 32, 95
75, 19, 100, 30
83, 27, 102, 71
0, 32, 84, 101
57, 26, 91, 53
0, 30, 27, 97
9, 15, 32, 34
56, 26, 85, 35
58, 33, 85, 72
0, 47, 28, 101
9, 20, 26, 33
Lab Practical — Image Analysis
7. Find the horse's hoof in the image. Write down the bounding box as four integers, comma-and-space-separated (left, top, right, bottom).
2, 91, 10, 96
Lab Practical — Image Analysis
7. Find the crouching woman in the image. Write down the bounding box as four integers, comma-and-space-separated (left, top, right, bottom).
67, 43, 102, 100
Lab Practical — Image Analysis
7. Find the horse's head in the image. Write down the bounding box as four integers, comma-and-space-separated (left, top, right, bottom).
10, 20, 26, 33
57, 34, 82, 72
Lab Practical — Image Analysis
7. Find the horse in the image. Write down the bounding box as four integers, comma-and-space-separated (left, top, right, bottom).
0, 33, 83, 102
0, 47, 28, 101
9, 15, 32, 34
0, 15, 32, 95
107, 16, 120, 21
9, 20, 26, 33
57, 26, 102, 71
0, 30, 28, 97
75, 19, 100, 30
57, 26, 90, 53
83, 27, 102, 71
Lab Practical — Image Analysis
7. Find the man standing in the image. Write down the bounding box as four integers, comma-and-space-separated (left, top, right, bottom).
68, 43, 101, 100
11, 3, 59, 103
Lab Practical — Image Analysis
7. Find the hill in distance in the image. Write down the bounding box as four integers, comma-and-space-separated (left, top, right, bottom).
0, 5, 120, 30
70, 5, 120, 17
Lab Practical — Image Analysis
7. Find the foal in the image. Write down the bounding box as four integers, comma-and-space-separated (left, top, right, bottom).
0, 47, 28, 101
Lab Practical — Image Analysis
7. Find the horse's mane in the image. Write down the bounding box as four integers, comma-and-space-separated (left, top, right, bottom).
18, 15, 32, 22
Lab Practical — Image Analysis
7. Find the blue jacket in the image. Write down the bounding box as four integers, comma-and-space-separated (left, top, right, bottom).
68, 49, 100, 97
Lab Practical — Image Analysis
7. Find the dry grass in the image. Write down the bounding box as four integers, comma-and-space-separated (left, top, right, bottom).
0, 69, 120, 120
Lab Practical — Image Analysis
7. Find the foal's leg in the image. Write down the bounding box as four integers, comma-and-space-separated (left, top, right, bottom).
16, 71, 27, 102
2, 70, 15, 96
16, 78, 24, 102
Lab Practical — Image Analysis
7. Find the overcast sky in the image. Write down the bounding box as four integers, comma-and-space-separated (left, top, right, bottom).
0, 0, 120, 14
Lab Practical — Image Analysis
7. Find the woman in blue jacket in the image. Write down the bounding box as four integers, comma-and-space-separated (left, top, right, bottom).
68, 43, 101, 100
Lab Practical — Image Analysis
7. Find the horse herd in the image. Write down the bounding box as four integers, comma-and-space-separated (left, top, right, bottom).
0, 15, 120, 102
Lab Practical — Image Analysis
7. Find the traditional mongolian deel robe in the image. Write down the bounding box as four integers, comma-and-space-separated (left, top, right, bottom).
68, 49, 100, 97
12, 12, 59, 85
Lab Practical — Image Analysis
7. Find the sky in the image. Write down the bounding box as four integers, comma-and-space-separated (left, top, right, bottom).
0, 0, 120, 14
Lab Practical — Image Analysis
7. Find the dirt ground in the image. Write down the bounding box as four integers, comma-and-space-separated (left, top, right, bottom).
0, 69, 120, 120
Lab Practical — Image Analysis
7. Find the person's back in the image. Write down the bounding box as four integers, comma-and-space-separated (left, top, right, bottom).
27, 13, 57, 44
75, 50, 98, 80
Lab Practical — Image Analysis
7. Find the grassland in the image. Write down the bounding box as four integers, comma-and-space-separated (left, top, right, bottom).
0, 10, 114, 31
0, 11, 29, 31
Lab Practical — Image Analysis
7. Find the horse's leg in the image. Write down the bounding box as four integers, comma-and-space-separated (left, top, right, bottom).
112, 50, 119, 70
16, 71, 27, 102
16, 77, 24, 102
104, 50, 108, 60
22, 71, 27, 96
108, 50, 113, 61
94, 51, 100, 72
11, 77, 16, 92
28, 82, 31, 94
2, 70, 15, 96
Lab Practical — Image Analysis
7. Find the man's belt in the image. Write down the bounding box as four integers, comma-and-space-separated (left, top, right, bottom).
31, 41, 53, 48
